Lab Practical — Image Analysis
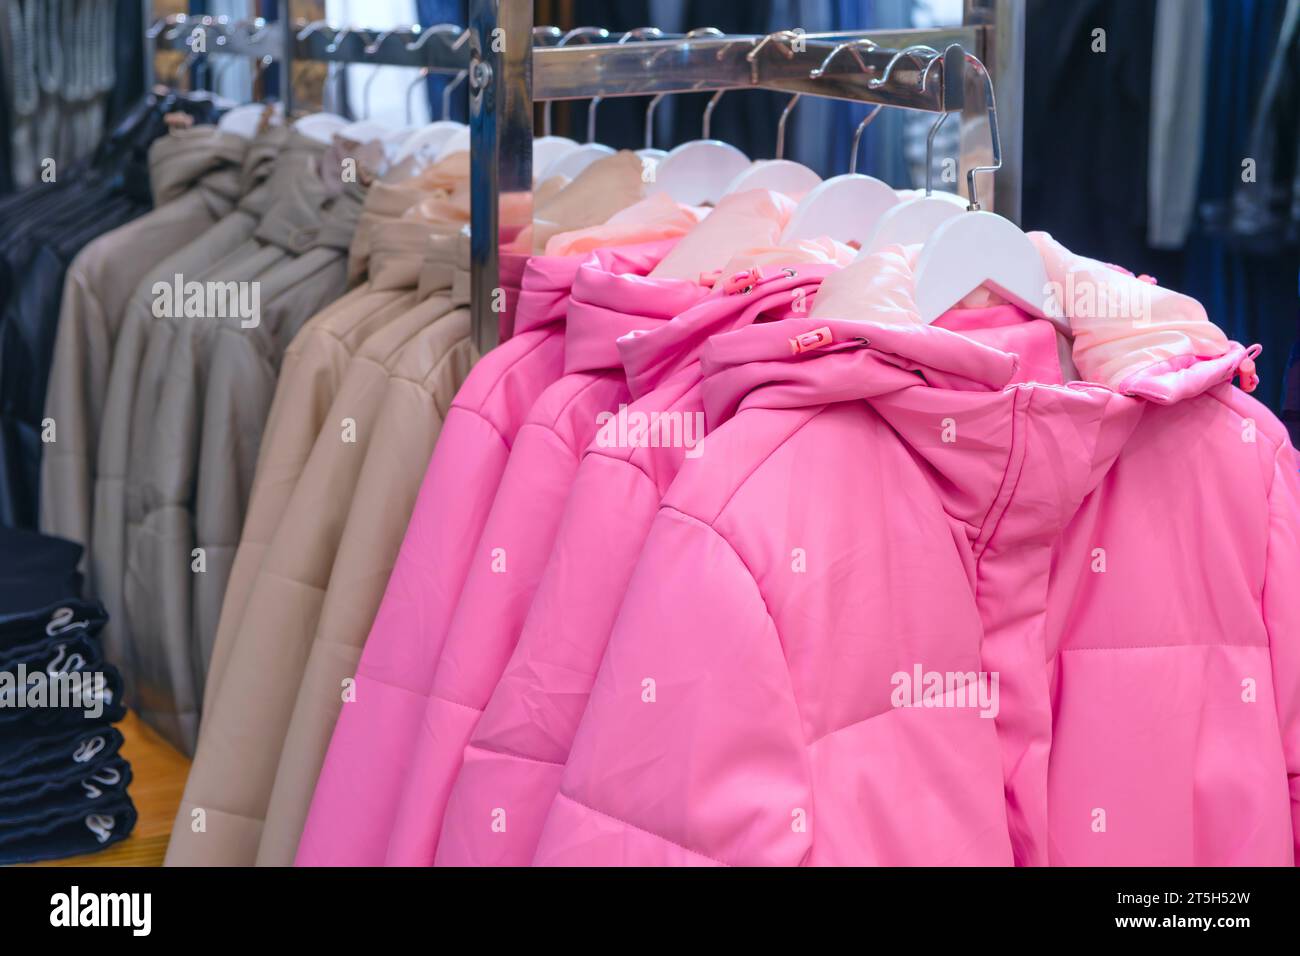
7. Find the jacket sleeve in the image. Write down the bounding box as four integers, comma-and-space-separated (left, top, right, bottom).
1264, 440, 1300, 864
39, 269, 100, 568
437, 452, 663, 867
533, 506, 813, 866
295, 403, 509, 865
385, 421, 578, 865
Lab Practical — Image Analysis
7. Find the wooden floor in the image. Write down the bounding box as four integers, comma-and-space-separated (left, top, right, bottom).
21, 710, 189, 867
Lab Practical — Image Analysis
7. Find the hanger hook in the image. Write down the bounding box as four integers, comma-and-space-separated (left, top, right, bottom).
775, 94, 801, 160
948, 48, 999, 211
359, 33, 382, 120
588, 27, 663, 145
643, 28, 726, 149
849, 105, 883, 175
542, 27, 610, 137
295, 20, 330, 41
747, 30, 802, 84
406, 22, 461, 52
532, 26, 563, 46
702, 89, 728, 140
405, 68, 429, 125
326, 26, 353, 55
443, 70, 468, 122
809, 38, 879, 79
869, 44, 939, 89
366, 27, 405, 56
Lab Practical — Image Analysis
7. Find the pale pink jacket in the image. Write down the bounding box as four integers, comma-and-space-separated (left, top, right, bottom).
435, 264, 837, 866
533, 238, 1299, 866
383, 245, 711, 865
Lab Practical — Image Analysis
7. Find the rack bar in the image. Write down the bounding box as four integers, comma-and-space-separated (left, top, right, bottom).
148, 17, 472, 72
532, 27, 977, 107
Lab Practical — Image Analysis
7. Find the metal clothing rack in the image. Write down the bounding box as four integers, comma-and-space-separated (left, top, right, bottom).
143, 1, 1026, 357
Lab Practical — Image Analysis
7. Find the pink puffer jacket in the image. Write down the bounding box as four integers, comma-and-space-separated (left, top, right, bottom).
298, 240, 685, 865
435, 264, 837, 866
533, 239, 1299, 866
383, 245, 713, 865
295, 250, 575, 865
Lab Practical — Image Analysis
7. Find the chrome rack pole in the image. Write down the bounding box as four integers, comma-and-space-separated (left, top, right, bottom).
964, 0, 1022, 223
280, 2, 294, 115
468, 0, 532, 355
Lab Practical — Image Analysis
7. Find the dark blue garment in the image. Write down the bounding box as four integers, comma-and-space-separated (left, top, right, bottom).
0, 793, 136, 865
0, 598, 106, 652
0, 751, 129, 810
0, 756, 131, 825
0, 636, 125, 729
0, 725, 123, 789
0, 527, 84, 611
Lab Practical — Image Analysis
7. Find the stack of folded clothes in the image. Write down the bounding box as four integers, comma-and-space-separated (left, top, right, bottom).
0, 528, 135, 864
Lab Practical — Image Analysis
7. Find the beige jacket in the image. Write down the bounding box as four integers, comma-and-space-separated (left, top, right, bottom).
258, 245, 475, 866
166, 230, 474, 866
40, 125, 248, 578
123, 139, 354, 753
90, 125, 285, 714
202, 171, 469, 711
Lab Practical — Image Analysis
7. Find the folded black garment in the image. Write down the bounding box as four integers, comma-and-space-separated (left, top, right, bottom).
0, 725, 123, 790
0, 793, 137, 865
0, 755, 131, 827
0, 641, 125, 729
0, 598, 106, 652
0, 528, 83, 610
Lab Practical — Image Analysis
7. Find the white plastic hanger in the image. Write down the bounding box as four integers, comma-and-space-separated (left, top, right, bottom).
531, 27, 611, 182
542, 27, 663, 181
290, 23, 353, 142
724, 92, 822, 198
780, 41, 904, 244
911, 46, 1062, 328
647, 88, 750, 205
217, 51, 281, 139
394, 28, 471, 165
856, 46, 970, 258
339, 28, 413, 138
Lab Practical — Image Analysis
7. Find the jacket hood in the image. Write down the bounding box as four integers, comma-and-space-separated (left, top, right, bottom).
563, 239, 710, 374
618, 262, 841, 399
147, 125, 249, 206
701, 238, 1252, 431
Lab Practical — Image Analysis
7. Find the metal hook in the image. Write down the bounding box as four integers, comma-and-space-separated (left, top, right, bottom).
809, 39, 879, 79
360, 34, 383, 120
849, 106, 883, 175
948, 46, 999, 210
405, 69, 429, 125
405, 22, 458, 51
326, 26, 354, 55
702, 89, 727, 140
295, 20, 330, 41
747, 29, 802, 84
443, 70, 468, 122
366, 27, 404, 56
587, 28, 663, 144
775, 94, 801, 160
643, 29, 726, 149
542, 27, 610, 137
869, 44, 939, 89
533, 26, 563, 46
